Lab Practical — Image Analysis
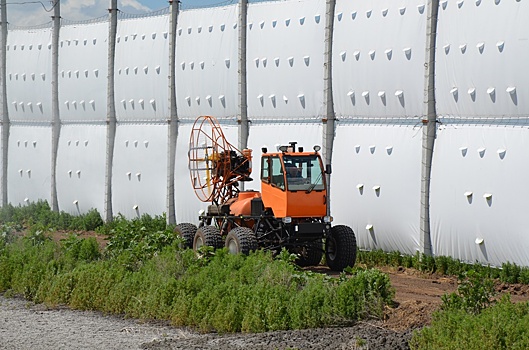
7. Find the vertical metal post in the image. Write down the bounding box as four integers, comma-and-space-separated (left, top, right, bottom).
166, 0, 179, 225
105, 0, 118, 222
419, 0, 439, 256
322, 0, 336, 216
238, 0, 248, 151
50, 0, 60, 211
0, 0, 8, 206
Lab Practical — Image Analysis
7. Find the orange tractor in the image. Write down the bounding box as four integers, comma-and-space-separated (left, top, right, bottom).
175, 116, 357, 271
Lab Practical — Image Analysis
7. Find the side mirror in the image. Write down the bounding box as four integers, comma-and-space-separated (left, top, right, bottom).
325, 164, 332, 175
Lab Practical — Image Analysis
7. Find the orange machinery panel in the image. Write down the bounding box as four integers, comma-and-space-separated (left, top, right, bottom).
261, 181, 327, 218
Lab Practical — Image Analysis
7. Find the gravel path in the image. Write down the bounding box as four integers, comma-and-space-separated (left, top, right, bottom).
0, 295, 411, 350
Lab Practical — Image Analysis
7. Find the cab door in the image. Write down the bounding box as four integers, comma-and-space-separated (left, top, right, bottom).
261, 155, 288, 217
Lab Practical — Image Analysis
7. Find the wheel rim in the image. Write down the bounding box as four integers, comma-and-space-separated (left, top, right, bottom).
227, 238, 239, 254
327, 237, 337, 261
195, 236, 204, 249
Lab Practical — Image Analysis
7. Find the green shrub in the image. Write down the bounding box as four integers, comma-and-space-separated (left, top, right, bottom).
0, 201, 104, 232
441, 270, 496, 315
61, 233, 101, 262
103, 213, 178, 268
357, 250, 529, 285
0, 237, 395, 333
410, 297, 529, 350
500, 262, 521, 284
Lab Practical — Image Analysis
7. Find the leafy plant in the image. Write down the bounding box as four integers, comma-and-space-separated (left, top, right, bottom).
410, 296, 529, 350
0, 236, 395, 333
103, 213, 178, 268
441, 270, 496, 315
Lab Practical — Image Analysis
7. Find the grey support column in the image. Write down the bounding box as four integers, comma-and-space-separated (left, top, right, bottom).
322, 0, 336, 216
50, 0, 60, 211
105, 0, 118, 222
166, 0, 179, 225
419, 0, 440, 256
0, 0, 8, 206
238, 0, 248, 152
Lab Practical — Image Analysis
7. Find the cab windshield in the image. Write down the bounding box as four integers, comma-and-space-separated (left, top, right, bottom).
283, 155, 325, 192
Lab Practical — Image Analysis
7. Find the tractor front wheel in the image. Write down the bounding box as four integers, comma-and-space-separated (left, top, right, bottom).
193, 226, 223, 251
174, 223, 197, 249
326, 225, 357, 272
225, 227, 258, 255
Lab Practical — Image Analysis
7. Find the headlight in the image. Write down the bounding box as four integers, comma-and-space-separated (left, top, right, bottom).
323, 216, 333, 223
282, 217, 292, 224
199, 209, 205, 216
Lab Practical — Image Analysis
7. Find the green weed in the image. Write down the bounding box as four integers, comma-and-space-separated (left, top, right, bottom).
410, 296, 529, 350
441, 270, 496, 315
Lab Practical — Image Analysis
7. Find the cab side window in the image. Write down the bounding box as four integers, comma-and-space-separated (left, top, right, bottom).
270, 156, 285, 190
261, 156, 270, 183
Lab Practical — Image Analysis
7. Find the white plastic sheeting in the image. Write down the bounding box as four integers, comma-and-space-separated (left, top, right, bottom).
436, 0, 529, 118
112, 124, 168, 218
59, 23, 108, 122
8, 126, 52, 205
245, 123, 323, 192
247, 0, 325, 120
56, 125, 106, 215
333, 0, 427, 119
115, 15, 169, 121
431, 125, 529, 266
175, 122, 238, 224
176, 6, 239, 120
2, 0, 529, 267
331, 124, 422, 255
6, 28, 52, 122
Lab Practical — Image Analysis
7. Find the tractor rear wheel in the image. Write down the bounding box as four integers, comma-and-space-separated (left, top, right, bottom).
291, 240, 323, 267
225, 227, 258, 255
174, 223, 197, 249
325, 225, 357, 272
193, 226, 223, 251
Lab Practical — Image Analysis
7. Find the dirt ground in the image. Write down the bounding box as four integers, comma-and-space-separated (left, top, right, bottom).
4, 231, 529, 349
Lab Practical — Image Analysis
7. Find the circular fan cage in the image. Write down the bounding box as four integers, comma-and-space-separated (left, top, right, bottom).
188, 116, 252, 205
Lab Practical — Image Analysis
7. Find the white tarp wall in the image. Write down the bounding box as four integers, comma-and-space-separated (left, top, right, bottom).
56, 22, 108, 215
59, 23, 108, 122
6, 28, 52, 122
173, 5, 239, 223
332, 125, 422, 255
115, 15, 169, 122
175, 6, 238, 120
6, 27, 53, 205
332, 0, 427, 119
247, 0, 325, 120
331, 0, 427, 255
431, 0, 529, 266
56, 125, 106, 215
8, 126, 52, 206
113, 124, 168, 217
2, 0, 529, 266
245, 0, 325, 196
112, 14, 170, 218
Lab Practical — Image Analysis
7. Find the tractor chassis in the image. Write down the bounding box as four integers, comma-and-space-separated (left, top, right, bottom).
198, 212, 330, 254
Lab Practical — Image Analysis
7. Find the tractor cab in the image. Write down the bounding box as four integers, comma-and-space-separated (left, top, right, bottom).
260, 142, 327, 218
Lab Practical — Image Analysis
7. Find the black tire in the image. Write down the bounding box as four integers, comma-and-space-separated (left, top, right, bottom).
225, 227, 258, 255
174, 223, 197, 249
326, 225, 357, 272
193, 226, 223, 250
291, 240, 324, 267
